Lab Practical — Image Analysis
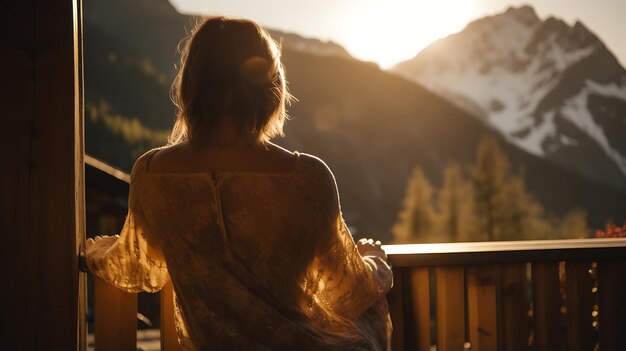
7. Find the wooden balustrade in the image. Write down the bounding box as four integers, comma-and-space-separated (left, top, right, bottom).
91, 238, 626, 351
385, 238, 626, 351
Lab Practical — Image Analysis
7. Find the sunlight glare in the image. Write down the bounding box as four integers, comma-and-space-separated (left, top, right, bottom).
338, 0, 476, 69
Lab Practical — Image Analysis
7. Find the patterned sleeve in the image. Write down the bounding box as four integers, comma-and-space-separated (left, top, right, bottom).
302, 155, 393, 320
86, 152, 169, 293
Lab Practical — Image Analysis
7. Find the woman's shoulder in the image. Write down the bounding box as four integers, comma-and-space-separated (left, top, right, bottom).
130, 147, 164, 177
295, 152, 338, 189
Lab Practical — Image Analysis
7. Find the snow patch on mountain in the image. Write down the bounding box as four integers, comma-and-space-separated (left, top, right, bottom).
558, 81, 626, 173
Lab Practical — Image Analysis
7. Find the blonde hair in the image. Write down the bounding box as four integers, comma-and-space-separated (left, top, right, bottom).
169, 17, 292, 146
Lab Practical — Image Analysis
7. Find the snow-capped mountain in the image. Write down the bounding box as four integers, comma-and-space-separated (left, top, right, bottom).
392, 6, 626, 190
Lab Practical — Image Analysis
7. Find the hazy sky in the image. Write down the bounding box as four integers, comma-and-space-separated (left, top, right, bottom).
170, 0, 626, 69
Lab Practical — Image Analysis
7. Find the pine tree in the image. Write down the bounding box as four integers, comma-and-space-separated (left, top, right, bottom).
437, 162, 470, 242
471, 136, 510, 241
393, 167, 437, 243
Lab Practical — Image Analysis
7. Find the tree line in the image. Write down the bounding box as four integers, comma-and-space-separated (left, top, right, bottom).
393, 136, 590, 243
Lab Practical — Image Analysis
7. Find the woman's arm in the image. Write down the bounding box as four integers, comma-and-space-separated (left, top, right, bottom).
302, 155, 393, 320
85, 153, 169, 293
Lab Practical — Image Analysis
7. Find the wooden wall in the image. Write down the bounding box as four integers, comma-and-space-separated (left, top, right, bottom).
1, 0, 85, 350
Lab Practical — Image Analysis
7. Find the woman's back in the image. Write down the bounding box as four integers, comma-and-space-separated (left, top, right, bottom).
89, 146, 392, 350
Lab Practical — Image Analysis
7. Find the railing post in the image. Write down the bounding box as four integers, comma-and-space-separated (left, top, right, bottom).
467, 265, 497, 351
597, 260, 626, 351
435, 267, 465, 351
161, 280, 180, 351
409, 268, 431, 351
565, 261, 595, 351
499, 264, 529, 351
94, 278, 137, 351
387, 267, 405, 351
531, 262, 562, 351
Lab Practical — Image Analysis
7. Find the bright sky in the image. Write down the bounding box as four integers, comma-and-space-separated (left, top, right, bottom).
170, 0, 626, 69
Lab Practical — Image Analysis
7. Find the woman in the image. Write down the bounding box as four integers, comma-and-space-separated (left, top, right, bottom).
86, 16, 392, 350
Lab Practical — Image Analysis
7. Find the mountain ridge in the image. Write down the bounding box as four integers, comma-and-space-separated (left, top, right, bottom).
392, 5, 626, 190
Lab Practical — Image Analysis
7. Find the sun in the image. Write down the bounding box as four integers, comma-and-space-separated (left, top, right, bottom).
337, 0, 477, 69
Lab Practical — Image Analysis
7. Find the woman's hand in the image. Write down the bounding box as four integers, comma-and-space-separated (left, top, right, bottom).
85, 235, 119, 256
356, 238, 387, 261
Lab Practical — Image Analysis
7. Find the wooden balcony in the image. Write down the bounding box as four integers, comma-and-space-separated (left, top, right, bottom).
90, 238, 626, 351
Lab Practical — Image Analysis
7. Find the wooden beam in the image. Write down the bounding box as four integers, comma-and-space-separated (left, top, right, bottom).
1, 0, 84, 349
384, 239, 626, 267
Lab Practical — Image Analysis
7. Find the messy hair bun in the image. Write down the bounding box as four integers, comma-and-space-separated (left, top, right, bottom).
240, 56, 275, 86
169, 17, 292, 146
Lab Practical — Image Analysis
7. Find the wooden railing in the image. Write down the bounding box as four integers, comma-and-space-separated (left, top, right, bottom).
384, 238, 626, 351
90, 238, 626, 351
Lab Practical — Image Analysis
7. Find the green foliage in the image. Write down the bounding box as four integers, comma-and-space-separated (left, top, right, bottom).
393, 136, 592, 243
85, 99, 169, 171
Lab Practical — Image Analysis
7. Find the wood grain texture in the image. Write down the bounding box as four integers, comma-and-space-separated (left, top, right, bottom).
565, 261, 595, 351
1, 0, 83, 349
410, 268, 431, 351
435, 267, 465, 351
387, 267, 405, 351
597, 260, 626, 351
499, 264, 529, 351
531, 262, 562, 351
95, 278, 137, 351
467, 265, 497, 351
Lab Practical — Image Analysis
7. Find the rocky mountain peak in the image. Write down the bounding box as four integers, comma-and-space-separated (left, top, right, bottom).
504, 5, 541, 26
392, 5, 626, 190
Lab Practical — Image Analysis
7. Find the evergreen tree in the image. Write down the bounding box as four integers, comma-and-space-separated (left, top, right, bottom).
437, 162, 471, 242
393, 135, 590, 243
393, 167, 437, 243
471, 136, 510, 241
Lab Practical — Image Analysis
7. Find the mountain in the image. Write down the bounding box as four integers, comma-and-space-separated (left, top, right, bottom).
83, 1, 626, 241
392, 5, 626, 190
267, 29, 356, 62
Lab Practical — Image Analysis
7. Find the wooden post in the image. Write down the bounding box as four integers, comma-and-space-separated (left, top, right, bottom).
597, 260, 626, 351
565, 261, 595, 351
409, 268, 431, 351
531, 262, 562, 351
1, 0, 85, 349
467, 265, 497, 351
161, 281, 180, 351
94, 278, 137, 351
387, 267, 405, 351
435, 267, 465, 351
499, 264, 529, 351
